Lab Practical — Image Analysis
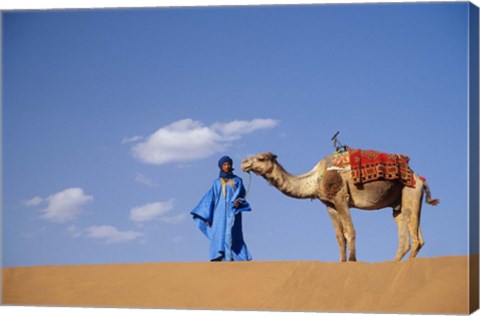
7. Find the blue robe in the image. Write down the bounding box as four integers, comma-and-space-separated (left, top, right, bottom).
191, 176, 252, 261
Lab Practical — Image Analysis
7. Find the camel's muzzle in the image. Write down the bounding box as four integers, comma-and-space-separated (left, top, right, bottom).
241, 159, 253, 173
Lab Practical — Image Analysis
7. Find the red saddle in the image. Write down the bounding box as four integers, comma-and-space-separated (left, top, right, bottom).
348, 148, 416, 187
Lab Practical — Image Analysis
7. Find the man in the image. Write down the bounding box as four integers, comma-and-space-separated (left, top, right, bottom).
191, 155, 252, 261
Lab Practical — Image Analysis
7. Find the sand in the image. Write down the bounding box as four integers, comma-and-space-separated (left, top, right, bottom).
2, 255, 478, 314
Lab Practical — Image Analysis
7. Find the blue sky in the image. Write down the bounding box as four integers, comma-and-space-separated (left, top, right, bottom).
2, 2, 474, 267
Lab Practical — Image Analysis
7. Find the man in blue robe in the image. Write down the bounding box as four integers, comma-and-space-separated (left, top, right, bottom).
191, 156, 252, 261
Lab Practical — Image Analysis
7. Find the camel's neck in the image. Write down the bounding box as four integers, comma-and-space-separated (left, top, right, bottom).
263, 160, 325, 199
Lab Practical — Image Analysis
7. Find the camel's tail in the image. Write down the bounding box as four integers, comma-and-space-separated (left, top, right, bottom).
420, 176, 440, 206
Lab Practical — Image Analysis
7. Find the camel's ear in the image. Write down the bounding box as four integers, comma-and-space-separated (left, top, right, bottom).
272, 154, 278, 160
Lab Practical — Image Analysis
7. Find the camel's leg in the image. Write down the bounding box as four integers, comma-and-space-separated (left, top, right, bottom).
340, 208, 357, 262
409, 199, 424, 258
326, 206, 347, 262
393, 207, 410, 261
402, 185, 424, 259
408, 206, 424, 258
418, 227, 425, 250
332, 196, 357, 262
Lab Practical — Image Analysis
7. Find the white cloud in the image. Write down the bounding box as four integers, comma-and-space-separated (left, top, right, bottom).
84, 225, 144, 244
131, 118, 279, 165
22, 196, 43, 207
121, 135, 144, 144
160, 212, 188, 224
130, 200, 175, 223
129, 200, 186, 224
41, 188, 93, 223
134, 173, 158, 187
66, 225, 83, 238
212, 118, 279, 140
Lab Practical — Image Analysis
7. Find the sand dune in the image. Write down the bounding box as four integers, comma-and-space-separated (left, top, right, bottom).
2, 255, 478, 314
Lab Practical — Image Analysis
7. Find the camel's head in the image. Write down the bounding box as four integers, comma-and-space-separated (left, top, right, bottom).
241, 152, 278, 176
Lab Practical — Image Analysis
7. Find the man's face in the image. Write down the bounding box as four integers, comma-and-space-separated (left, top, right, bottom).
221, 161, 233, 173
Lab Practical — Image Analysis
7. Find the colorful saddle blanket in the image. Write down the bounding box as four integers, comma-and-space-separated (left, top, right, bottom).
347, 148, 416, 187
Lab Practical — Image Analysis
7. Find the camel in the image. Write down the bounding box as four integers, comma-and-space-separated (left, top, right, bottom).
241, 151, 439, 262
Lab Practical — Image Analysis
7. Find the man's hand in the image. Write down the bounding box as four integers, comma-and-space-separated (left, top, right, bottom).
234, 200, 240, 208
206, 221, 211, 227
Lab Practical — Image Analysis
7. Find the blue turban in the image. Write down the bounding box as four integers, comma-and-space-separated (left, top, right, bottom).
218, 156, 233, 169
218, 155, 235, 179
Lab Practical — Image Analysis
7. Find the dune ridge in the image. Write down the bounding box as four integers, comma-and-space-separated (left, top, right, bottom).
2, 255, 478, 314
